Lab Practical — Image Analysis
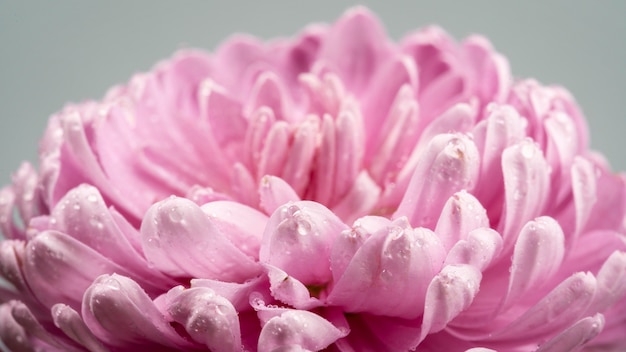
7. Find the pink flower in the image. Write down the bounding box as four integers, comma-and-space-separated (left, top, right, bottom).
1, 6, 626, 352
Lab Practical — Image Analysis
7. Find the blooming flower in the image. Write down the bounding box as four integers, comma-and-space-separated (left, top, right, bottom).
1, 6, 626, 352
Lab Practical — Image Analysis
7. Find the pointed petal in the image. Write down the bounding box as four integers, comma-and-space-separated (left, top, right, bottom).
52, 304, 109, 352
82, 274, 192, 349
166, 287, 242, 352
395, 133, 480, 229
281, 116, 319, 196
492, 272, 596, 341
420, 265, 482, 342
535, 314, 604, 352
260, 201, 348, 285
503, 217, 565, 308
199, 79, 247, 147
311, 114, 336, 205
435, 191, 489, 250
258, 120, 290, 180
259, 176, 301, 215
141, 196, 260, 282
328, 218, 446, 319
201, 200, 268, 259
499, 139, 550, 246
258, 310, 347, 352
230, 162, 259, 207
266, 264, 322, 310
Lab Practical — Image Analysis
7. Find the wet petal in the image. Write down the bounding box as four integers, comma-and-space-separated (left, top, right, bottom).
535, 314, 604, 352
141, 196, 260, 282
52, 304, 109, 352
435, 191, 489, 251
257, 310, 346, 352
444, 227, 503, 271
0, 302, 34, 352
166, 286, 242, 352
259, 176, 301, 215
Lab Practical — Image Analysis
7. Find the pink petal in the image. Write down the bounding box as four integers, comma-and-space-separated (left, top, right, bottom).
444, 227, 503, 271
395, 133, 480, 229
0, 186, 22, 240
570, 157, 598, 239
0, 302, 34, 352
165, 286, 242, 352
23, 231, 133, 310
259, 176, 301, 215
266, 264, 323, 310
331, 170, 381, 224
281, 116, 319, 196
11, 162, 45, 226
260, 201, 348, 285
190, 276, 268, 312
503, 217, 565, 308
0, 240, 29, 294
435, 190, 490, 251
82, 274, 193, 349
535, 314, 604, 352
588, 251, 626, 313
257, 310, 347, 352
244, 107, 276, 175
52, 304, 109, 352
462, 35, 510, 104
201, 200, 268, 259
420, 264, 482, 342
310, 114, 336, 205
140, 196, 260, 282
499, 139, 550, 247
328, 218, 446, 319
333, 108, 365, 203
199, 79, 248, 149
319, 6, 391, 96
230, 162, 259, 207
246, 71, 289, 122
258, 120, 290, 180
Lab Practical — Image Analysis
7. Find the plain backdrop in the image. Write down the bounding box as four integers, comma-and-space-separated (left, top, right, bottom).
1, 1, 625, 187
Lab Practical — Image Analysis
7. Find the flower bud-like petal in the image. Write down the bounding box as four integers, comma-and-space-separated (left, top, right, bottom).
328, 218, 446, 319
141, 196, 260, 282
166, 287, 242, 352
260, 201, 348, 285
395, 133, 480, 229
257, 310, 347, 352
82, 274, 192, 349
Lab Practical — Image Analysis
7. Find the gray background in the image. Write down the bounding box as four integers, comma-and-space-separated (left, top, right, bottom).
1, 1, 625, 187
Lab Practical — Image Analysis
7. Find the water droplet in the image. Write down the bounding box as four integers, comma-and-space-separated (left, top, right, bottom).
87, 194, 98, 203
72, 204, 81, 211
520, 142, 535, 159
296, 219, 311, 236
380, 269, 393, 281
169, 207, 183, 223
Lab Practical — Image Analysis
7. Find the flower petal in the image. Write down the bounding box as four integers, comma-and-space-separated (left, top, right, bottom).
420, 264, 482, 342
444, 227, 503, 271
260, 201, 348, 285
435, 190, 489, 251
259, 176, 301, 216
535, 314, 604, 352
331, 170, 381, 224
140, 196, 260, 282
52, 304, 109, 352
0, 301, 34, 352
82, 274, 192, 349
166, 286, 242, 352
503, 217, 565, 308
266, 264, 323, 310
395, 133, 480, 229
257, 310, 346, 352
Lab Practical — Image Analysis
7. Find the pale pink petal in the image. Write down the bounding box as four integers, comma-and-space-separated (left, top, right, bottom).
165, 286, 242, 352
420, 265, 482, 342
266, 264, 323, 310
52, 304, 109, 352
395, 133, 480, 229
259, 176, 302, 215
201, 200, 268, 259
588, 251, 626, 313
444, 228, 503, 271
140, 196, 260, 282
258, 120, 290, 180
257, 310, 347, 352
11, 162, 45, 226
281, 116, 319, 196
571, 157, 598, 239
82, 274, 193, 349
435, 190, 490, 250
331, 171, 381, 224
502, 217, 565, 308
244, 107, 276, 174
536, 314, 604, 352
0, 187, 23, 240
310, 114, 336, 205
190, 276, 268, 313
333, 109, 365, 203
462, 35, 510, 104
260, 201, 348, 285
0, 302, 35, 352
328, 218, 446, 319
231, 162, 259, 207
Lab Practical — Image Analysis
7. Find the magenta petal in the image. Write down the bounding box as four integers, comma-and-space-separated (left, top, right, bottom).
82, 274, 192, 349
52, 304, 109, 352
166, 286, 242, 352
503, 217, 565, 308
395, 133, 480, 228
420, 265, 482, 342
328, 218, 446, 319
259, 176, 301, 215
201, 200, 268, 259
257, 310, 346, 352
141, 196, 260, 282
435, 191, 489, 250
260, 201, 348, 285
499, 139, 550, 246
535, 314, 605, 352
10, 300, 79, 351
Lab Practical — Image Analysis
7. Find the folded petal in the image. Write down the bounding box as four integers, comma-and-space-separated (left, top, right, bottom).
435, 191, 489, 250
166, 286, 242, 352
395, 133, 480, 229
260, 201, 348, 285
444, 227, 503, 271
141, 196, 260, 282
257, 310, 347, 352
266, 265, 323, 310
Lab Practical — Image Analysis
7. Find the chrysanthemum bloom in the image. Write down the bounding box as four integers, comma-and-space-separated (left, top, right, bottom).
1, 7, 626, 352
